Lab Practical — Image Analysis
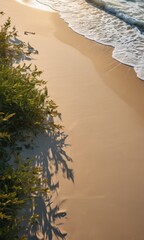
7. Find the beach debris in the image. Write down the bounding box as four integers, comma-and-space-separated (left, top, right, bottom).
24, 31, 35, 35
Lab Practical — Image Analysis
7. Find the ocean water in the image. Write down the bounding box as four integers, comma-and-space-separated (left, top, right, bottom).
23, 0, 144, 80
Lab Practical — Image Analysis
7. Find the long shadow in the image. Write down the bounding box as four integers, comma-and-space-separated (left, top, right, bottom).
28, 196, 67, 240
20, 130, 74, 240
11, 35, 74, 239
34, 131, 74, 190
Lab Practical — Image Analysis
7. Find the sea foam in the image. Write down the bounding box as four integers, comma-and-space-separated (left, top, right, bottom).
21, 0, 144, 80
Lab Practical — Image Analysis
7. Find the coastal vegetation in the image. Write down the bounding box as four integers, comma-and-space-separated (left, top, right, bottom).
0, 12, 71, 239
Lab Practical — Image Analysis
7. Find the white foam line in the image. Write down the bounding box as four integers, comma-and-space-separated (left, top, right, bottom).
16, 0, 55, 12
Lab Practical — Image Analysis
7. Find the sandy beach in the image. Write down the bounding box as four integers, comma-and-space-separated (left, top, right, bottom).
2, 1, 144, 239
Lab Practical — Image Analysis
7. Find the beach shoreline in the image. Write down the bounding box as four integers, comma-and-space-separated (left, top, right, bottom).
2, 1, 144, 239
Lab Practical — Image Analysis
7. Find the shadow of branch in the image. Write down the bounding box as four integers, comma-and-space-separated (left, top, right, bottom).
28, 196, 67, 240
21, 130, 74, 240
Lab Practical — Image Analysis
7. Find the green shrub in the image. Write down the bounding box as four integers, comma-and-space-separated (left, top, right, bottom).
0, 13, 61, 139
0, 158, 42, 240
0, 64, 60, 137
0, 13, 61, 239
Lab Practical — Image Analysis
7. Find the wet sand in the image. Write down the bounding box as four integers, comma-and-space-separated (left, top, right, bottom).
2, 1, 144, 239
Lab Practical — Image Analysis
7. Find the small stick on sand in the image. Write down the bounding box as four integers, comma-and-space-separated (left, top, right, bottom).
24, 31, 35, 35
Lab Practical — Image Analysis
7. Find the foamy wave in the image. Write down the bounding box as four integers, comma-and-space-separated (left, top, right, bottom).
87, 0, 144, 31
18, 0, 144, 80
16, 0, 55, 11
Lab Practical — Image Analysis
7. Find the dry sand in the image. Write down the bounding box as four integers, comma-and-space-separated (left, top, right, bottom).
2, 0, 144, 239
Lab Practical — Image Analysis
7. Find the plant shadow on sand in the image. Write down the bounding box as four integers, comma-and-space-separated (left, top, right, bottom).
8, 35, 74, 239
21, 130, 74, 240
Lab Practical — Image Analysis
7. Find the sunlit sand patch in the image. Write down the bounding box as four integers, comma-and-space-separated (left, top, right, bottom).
16, 0, 55, 12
